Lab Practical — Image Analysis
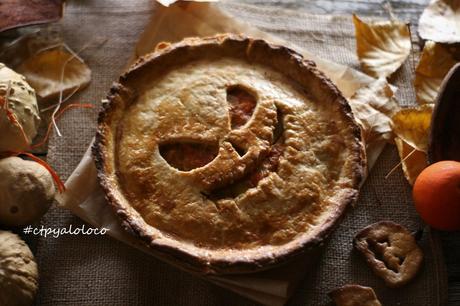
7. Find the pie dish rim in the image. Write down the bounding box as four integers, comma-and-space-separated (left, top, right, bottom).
93, 34, 366, 275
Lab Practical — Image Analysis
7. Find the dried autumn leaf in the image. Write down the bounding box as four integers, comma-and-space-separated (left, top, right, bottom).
349, 78, 400, 144
419, 0, 460, 43
414, 41, 459, 104
0, 27, 63, 68
0, 0, 64, 33
17, 46, 91, 101
353, 14, 411, 78
392, 104, 433, 153
394, 137, 428, 185
349, 78, 400, 169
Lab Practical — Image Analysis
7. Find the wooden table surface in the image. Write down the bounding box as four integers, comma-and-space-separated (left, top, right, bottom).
243, 1, 459, 305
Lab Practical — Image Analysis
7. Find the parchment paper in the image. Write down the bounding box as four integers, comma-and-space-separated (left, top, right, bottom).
135, 3, 375, 99
55, 3, 402, 306
132, 3, 389, 168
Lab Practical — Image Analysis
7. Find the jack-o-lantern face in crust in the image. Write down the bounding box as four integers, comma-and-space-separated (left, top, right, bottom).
94, 35, 365, 274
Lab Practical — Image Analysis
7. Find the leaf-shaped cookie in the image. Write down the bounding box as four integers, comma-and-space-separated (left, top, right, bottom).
394, 137, 428, 185
353, 14, 411, 78
419, 0, 460, 43
391, 105, 433, 153
349, 78, 400, 144
414, 41, 459, 104
17, 46, 91, 101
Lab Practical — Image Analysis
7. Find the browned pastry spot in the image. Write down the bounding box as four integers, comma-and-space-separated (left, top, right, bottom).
328, 284, 382, 306
248, 142, 284, 186
353, 221, 423, 288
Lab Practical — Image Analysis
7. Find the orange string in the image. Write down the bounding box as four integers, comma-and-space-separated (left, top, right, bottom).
32, 103, 94, 149
5, 151, 66, 193
0, 102, 96, 193
0, 96, 30, 147
0, 103, 94, 192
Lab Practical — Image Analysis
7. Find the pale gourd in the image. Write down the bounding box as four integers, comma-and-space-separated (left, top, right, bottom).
0, 157, 55, 226
0, 63, 41, 152
0, 230, 38, 306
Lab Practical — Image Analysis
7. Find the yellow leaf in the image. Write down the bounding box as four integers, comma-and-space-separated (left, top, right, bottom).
349, 78, 400, 145
17, 46, 91, 101
394, 137, 428, 185
391, 105, 433, 153
414, 41, 459, 104
353, 14, 411, 78
419, 0, 460, 43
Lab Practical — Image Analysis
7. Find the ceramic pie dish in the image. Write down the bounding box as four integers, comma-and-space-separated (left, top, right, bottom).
93, 34, 366, 274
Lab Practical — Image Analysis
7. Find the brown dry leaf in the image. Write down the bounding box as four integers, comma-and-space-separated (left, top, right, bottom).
414, 41, 459, 104
394, 137, 428, 185
0, 27, 63, 69
0, 0, 64, 33
392, 104, 433, 153
349, 78, 400, 145
353, 14, 411, 78
419, 0, 460, 43
17, 46, 91, 101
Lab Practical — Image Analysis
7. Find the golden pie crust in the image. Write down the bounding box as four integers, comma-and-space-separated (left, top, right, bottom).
93, 34, 366, 274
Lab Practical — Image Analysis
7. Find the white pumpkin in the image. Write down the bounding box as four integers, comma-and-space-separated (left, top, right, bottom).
0, 63, 40, 152
0, 230, 38, 306
0, 157, 55, 226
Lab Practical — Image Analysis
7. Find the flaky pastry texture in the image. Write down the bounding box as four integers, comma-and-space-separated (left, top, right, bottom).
94, 34, 366, 274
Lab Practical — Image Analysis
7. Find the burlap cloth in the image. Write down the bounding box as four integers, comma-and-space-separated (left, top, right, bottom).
35, 1, 447, 305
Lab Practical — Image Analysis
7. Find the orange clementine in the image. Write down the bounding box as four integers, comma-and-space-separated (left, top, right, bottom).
413, 160, 460, 231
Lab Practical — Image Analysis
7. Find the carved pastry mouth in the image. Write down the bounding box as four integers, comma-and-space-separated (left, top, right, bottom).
206, 109, 285, 200
159, 85, 285, 198
159, 85, 258, 171
159, 141, 219, 171
204, 141, 284, 200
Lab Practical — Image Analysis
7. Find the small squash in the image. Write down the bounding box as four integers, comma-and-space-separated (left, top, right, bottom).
0, 63, 41, 152
0, 230, 38, 306
0, 157, 55, 226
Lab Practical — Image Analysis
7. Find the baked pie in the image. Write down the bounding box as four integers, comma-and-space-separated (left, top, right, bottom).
93, 34, 366, 274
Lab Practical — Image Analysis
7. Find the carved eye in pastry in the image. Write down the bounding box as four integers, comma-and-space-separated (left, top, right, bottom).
226, 85, 257, 129
159, 85, 258, 171
158, 85, 284, 197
